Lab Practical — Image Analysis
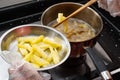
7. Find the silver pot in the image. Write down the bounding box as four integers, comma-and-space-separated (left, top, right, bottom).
0, 24, 71, 71
41, 2, 103, 57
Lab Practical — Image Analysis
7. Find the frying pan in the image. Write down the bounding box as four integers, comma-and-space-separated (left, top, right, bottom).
41, 2, 113, 80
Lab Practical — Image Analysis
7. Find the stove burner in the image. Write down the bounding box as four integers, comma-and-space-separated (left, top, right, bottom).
48, 56, 91, 80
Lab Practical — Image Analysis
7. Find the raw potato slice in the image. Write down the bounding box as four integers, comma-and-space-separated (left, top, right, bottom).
17, 36, 38, 43
32, 44, 48, 59
31, 63, 40, 68
43, 37, 62, 49
24, 50, 33, 62
17, 35, 62, 68
50, 47, 60, 64
32, 35, 44, 43
19, 48, 28, 56
31, 55, 49, 67
18, 43, 32, 52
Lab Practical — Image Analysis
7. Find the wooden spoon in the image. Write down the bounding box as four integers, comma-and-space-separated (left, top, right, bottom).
53, 0, 97, 28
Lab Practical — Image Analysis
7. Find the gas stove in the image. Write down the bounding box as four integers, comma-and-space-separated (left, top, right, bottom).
0, 0, 120, 80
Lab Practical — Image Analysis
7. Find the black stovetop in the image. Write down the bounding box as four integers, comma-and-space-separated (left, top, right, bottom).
0, 0, 120, 80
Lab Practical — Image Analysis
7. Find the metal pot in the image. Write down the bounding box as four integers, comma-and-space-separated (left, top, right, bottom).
41, 2, 102, 57
41, 2, 112, 79
0, 24, 71, 71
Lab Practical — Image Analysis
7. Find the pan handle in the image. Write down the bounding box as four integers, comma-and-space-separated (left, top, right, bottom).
84, 47, 113, 80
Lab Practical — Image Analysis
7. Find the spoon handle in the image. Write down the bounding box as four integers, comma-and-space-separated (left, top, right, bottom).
53, 0, 97, 28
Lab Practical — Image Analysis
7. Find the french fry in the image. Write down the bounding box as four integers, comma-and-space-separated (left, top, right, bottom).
38, 43, 50, 50
57, 13, 68, 32
17, 43, 32, 52
57, 13, 65, 22
50, 47, 60, 64
34, 51, 41, 57
17, 35, 62, 68
19, 48, 28, 56
32, 35, 44, 43
23, 43, 32, 52
43, 37, 62, 49
17, 36, 37, 43
32, 44, 48, 59
31, 62, 40, 68
31, 55, 49, 67
24, 50, 33, 62
46, 53, 53, 62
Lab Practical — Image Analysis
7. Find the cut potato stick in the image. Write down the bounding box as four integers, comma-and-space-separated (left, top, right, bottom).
32, 35, 44, 43
24, 50, 33, 62
50, 47, 60, 64
18, 43, 32, 52
19, 48, 28, 56
17, 35, 62, 68
32, 44, 48, 59
31, 63, 40, 68
17, 36, 37, 43
57, 13, 68, 32
31, 55, 49, 67
43, 37, 62, 49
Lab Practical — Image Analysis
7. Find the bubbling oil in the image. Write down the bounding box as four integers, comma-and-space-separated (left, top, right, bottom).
48, 18, 96, 42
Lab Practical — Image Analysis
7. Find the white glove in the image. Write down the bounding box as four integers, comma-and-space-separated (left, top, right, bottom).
97, 0, 120, 17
